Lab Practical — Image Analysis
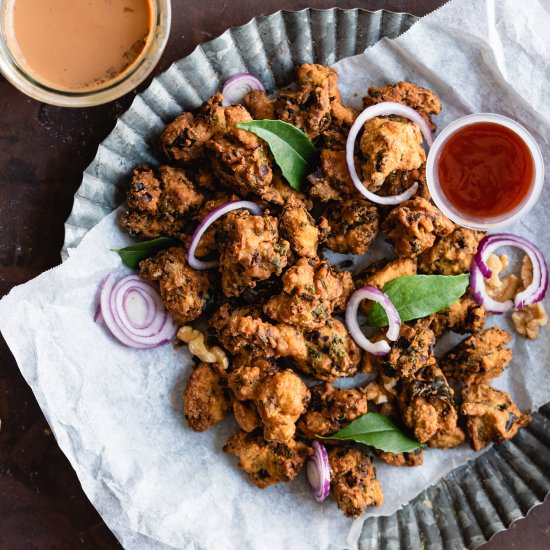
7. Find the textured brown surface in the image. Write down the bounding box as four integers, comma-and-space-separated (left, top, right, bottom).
0, 1, 548, 548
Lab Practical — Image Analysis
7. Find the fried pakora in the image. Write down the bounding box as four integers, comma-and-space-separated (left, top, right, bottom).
224, 430, 312, 488
461, 384, 531, 451
139, 247, 211, 325
233, 400, 262, 433
183, 362, 231, 432
440, 327, 512, 384
376, 448, 423, 467
263, 258, 353, 330
226, 356, 279, 401
297, 382, 369, 438
382, 197, 455, 257
429, 294, 486, 337
324, 198, 379, 255
217, 209, 290, 297
418, 227, 484, 275
328, 447, 383, 518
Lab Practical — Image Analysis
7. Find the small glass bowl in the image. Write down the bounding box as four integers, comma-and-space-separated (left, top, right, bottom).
426, 113, 544, 230
0, 0, 171, 107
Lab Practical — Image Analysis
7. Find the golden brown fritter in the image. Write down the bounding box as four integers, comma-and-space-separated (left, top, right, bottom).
139, 247, 211, 325
440, 327, 512, 385
217, 209, 290, 297
297, 382, 369, 438
120, 164, 204, 240
279, 195, 325, 258
227, 356, 279, 401
398, 362, 458, 443
380, 319, 435, 379
377, 165, 431, 201
357, 257, 417, 291
274, 64, 340, 140
418, 227, 484, 275
255, 370, 310, 443
160, 94, 220, 163
242, 89, 276, 120
207, 104, 274, 200
376, 448, 423, 467
461, 384, 531, 451
321, 101, 358, 150
224, 430, 312, 488
233, 400, 262, 432
328, 447, 383, 518
307, 148, 359, 202
210, 304, 308, 360
427, 426, 466, 449
324, 198, 379, 255
359, 116, 426, 193
362, 81, 442, 132
263, 258, 353, 330
382, 197, 455, 258
293, 317, 361, 382
429, 294, 486, 337
183, 363, 231, 432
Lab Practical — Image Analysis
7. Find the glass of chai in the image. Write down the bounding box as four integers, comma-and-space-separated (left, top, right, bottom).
0, 0, 171, 107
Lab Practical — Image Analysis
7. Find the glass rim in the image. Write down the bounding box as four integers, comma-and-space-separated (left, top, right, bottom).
0, 0, 171, 107
426, 113, 545, 231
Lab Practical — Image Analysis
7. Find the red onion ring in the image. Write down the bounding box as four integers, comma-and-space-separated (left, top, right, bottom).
471, 233, 548, 312
345, 286, 401, 356
306, 441, 331, 502
98, 274, 177, 349
221, 73, 265, 106
345, 102, 434, 205
187, 200, 262, 271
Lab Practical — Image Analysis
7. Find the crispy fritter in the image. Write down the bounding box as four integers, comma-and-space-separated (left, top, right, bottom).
427, 426, 466, 449
377, 165, 431, 201
227, 357, 279, 401
440, 327, 512, 385
380, 319, 435, 379
263, 258, 353, 330
224, 430, 312, 488
359, 117, 426, 193
382, 197, 455, 258
217, 209, 290, 297
429, 295, 486, 337
321, 101, 358, 150
207, 103, 275, 201
418, 227, 484, 275
160, 94, 220, 163
461, 384, 531, 451
376, 448, 423, 467
328, 447, 383, 518
255, 370, 310, 443
183, 363, 231, 432
324, 198, 379, 255
242, 89, 276, 120
357, 257, 417, 290
210, 304, 307, 360
279, 195, 324, 258
297, 383, 369, 438
120, 164, 204, 240
139, 247, 211, 325
362, 81, 442, 132
233, 400, 262, 432
293, 317, 361, 382
398, 362, 458, 443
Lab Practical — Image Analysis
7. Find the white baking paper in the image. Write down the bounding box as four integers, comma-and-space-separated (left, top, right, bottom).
2, 0, 550, 548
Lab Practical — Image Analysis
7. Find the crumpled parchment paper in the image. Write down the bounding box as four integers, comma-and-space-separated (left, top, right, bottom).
2, 0, 550, 548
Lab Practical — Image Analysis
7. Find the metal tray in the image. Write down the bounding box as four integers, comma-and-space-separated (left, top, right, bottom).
62, 8, 550, 549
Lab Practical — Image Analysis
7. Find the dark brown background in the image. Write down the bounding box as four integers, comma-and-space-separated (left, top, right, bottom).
0, 1, 548, 548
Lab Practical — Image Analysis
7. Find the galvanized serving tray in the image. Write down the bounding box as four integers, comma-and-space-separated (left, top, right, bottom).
62, 8, 550, 549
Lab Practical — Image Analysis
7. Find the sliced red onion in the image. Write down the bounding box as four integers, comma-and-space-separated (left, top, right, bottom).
345, 286, 401, 356
98, 274, 177, 349
345, 102, 434, 205
471, 233, 548, 312
221, 73, 265, 106
306, 441, 331, 502
187, 200, 262, 270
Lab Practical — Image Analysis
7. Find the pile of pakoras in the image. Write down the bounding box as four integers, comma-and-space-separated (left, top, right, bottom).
118, 64, 531, 519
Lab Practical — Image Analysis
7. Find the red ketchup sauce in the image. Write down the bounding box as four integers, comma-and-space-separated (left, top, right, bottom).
437, 122, 534, 218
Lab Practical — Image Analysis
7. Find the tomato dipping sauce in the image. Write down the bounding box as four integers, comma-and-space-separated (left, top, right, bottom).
437, 122, 535, 218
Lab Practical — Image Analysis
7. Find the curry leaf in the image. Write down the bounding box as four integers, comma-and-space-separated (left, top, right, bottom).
323, 413, 421, 453
113, 237, 177, 269
366, 274, 469, 327
236, 120, 318, 191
